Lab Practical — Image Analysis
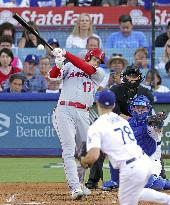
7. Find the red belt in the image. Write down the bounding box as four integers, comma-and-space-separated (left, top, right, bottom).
60, 101, 89, 110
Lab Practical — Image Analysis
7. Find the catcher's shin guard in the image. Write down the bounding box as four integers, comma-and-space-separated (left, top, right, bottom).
164, 179, 170, 190
145, 175, 170, 191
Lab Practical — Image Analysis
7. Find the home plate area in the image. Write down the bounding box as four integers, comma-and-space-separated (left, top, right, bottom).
0, 183, 169, 205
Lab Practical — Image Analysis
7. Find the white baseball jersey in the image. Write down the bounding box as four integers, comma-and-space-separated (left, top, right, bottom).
56, 62, 105, 107
87, 112, 144, 169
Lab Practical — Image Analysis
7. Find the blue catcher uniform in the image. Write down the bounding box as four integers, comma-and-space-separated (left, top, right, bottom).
128, 95, 156, 157
102, 95, 170, 191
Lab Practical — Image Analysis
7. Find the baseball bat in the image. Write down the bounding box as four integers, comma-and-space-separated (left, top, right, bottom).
13, 13, 53, 51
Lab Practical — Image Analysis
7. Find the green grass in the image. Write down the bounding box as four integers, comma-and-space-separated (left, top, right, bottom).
0, 158, 169, 183
0, 158, 65, 182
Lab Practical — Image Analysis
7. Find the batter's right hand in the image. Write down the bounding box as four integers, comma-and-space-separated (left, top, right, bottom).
52, 48, 66, 57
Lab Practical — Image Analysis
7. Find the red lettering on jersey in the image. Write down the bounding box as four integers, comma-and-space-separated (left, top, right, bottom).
68, 72, 75, 79
75, 72, 80, 77
67, 71, 90, 79
83, 82, 92, 92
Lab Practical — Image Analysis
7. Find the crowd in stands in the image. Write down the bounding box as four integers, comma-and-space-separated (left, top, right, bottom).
0, 7, 170, 94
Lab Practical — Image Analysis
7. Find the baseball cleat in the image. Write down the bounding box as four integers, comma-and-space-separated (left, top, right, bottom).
101, 180, 119, 191
85, 181, 98, 189
71, 188, 83, 200
81, 185, 91, 195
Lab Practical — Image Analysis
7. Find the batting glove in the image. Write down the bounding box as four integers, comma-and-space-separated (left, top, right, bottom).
52, 48, 66, 57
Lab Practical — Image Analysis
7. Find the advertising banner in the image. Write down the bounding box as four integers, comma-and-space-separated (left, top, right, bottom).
0, 100, 61, 156
0, 93, 169, 156
0, 6, 170, 27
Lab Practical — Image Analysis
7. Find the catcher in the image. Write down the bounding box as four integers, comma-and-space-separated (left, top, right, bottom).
102, 95, 170, 191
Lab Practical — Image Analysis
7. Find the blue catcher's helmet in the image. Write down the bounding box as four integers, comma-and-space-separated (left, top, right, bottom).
128, 95, 152, 120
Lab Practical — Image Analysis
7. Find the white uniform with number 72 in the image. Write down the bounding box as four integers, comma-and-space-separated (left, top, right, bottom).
87, 112, 170, 205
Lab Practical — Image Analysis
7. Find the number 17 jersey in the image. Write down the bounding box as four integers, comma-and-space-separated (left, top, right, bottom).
58, 62, 105, 107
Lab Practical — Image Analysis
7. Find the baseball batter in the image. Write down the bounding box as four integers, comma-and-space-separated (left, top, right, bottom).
49, 48, 105, 199
81, 89, 170, 205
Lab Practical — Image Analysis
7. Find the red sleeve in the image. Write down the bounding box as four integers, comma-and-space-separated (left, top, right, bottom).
13, 67, 21, 73
65, 51, 96, 75
49, 65, 61, 78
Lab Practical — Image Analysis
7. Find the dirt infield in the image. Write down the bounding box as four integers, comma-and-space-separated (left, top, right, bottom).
0, 183, 168, 205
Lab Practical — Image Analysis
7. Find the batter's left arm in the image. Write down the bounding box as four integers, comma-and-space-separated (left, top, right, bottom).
65, 51, 97, 75
52, 48, 97, 76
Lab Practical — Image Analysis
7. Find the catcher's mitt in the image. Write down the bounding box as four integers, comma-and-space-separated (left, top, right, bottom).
147, 111, 167, 129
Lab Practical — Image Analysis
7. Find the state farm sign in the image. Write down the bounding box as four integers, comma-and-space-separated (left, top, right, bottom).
0, 6, 170, 26
21, 10, 104, 25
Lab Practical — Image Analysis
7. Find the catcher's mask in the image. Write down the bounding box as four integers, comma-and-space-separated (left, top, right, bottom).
128, 95, 152, 120
121, 64, 143, 89
85, 48, 105, 64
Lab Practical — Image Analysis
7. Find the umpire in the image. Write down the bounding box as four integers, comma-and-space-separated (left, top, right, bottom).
85, 64, 159, 189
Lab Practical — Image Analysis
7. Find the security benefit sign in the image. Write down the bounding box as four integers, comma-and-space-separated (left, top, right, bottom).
153, 104, 170, 155
0, 101, 61, 156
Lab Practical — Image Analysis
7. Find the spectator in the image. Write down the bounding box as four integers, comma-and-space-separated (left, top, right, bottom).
156, 39, 170, 72
78, 36, 101, 58
134, 47, 150, 79
78, 0, 101, 6
106, 54, 128, 87
121, 0, 139, 6
118, 0, 128, 5
78, 36, 108, 90
18, 21, 42, 48
65, 13, 102, 48
39, 56, 51, 80
0, 22, 15, 45
161, 60, 170, 89
165, 60, 170, 77
0, 35, 23, 69
46, 38, 60, 66
102, 0, 120, 6
18, 54, 48, 93
142, 69, 170, 92
0, 0, 29, 7
0, 48, 21, 89
30, 0, 61, 6
65, 0, 78, 6
144, 0, 170, 9
46, 79, 62, 93
86, 36, 101, 50
155, 21, 170, 47
1, 73, 25, 93
105, 14, 148, 48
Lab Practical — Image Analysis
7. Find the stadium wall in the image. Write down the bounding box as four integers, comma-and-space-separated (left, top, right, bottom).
0, 93, 169, 157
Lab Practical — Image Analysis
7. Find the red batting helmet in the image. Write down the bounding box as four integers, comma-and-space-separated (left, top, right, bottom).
85, 48, 105, 64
